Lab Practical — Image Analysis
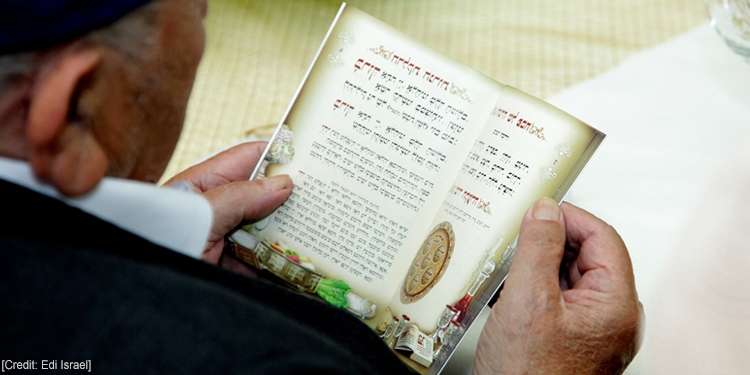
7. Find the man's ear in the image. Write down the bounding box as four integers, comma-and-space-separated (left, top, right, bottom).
27, 48, 109, 196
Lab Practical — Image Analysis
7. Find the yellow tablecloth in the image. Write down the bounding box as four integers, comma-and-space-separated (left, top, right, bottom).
162, 0, 707, 180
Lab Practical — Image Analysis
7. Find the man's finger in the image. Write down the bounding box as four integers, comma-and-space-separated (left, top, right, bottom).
197, 142, 268, 184
164, 142, 269, 191
205, 175, 292, 229
200, 175, 292, 263
504, 197, 566, 296
559, 202, 634, 290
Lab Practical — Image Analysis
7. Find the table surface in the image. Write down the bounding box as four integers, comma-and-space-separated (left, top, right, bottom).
160, 1, 743, 374
162, 0, 707, 179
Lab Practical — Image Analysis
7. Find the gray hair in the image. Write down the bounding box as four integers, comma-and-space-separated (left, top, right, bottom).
0, 1, 161, 96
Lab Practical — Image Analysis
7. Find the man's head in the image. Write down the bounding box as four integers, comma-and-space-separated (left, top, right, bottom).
0, 0, 207, 195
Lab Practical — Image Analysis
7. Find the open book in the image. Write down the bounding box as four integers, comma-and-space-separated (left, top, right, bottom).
226, 3, 604, 373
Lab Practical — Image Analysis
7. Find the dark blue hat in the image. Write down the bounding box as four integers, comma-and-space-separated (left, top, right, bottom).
0, 0, 152, 55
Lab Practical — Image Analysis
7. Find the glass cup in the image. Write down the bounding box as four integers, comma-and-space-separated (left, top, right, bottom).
705, 0, 750, 62
430, 305, 458, 343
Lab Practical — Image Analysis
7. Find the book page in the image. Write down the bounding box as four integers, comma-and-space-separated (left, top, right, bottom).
246, 4, 500, 324
394, 324, 434, 367
387, 85, 604, 332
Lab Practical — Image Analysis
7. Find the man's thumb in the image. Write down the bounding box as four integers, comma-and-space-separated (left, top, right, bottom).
506, 197, 566, 292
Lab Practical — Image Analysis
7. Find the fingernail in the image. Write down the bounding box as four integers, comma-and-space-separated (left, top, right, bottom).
166, 180, 197, 193
263, 175, 291, 191
532, 197, 561, 221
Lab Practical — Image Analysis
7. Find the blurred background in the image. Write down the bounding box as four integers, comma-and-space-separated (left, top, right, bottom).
162, 0, 706, 179
162, 1, 750, 374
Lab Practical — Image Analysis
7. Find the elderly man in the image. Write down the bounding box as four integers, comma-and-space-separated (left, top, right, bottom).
0, 0, 642, 373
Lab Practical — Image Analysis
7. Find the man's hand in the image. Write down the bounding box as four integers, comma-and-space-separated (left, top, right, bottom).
474, 198, 643, 374
164, 142, 292, 264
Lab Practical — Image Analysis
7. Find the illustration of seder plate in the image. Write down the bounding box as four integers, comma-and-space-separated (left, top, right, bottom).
401, 221, 455, 304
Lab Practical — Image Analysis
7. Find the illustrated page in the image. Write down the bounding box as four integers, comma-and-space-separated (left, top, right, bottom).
246, 4, 500, 326
387, 86, 605, 332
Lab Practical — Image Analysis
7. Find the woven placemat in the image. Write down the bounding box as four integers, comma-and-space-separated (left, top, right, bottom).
162, 0, 707, 180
